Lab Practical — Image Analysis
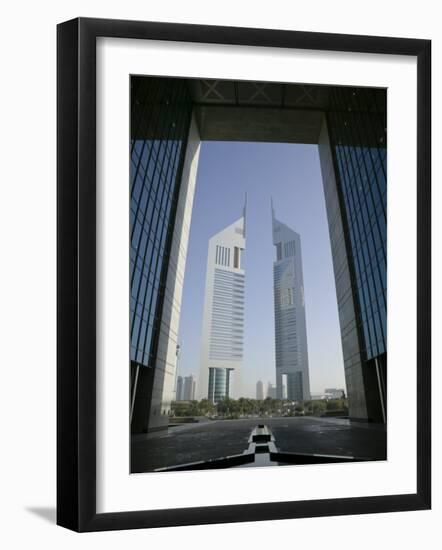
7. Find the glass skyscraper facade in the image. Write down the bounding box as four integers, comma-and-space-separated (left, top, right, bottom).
208, 368, 233, 403
130, 77, 193, 432
325, 87, 387, 421
272, 204, 311, 402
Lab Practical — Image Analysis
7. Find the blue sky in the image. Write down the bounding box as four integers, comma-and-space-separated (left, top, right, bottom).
177, 141, 345, 397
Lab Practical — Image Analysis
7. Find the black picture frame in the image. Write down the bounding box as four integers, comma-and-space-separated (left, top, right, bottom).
57, 17, 431, 532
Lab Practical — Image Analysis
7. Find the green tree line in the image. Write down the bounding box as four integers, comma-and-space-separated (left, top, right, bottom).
171, 397, 348, 419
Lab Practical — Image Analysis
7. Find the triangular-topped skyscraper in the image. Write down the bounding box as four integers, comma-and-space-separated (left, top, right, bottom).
271, 200, 311, 401
198, 196, 247, 402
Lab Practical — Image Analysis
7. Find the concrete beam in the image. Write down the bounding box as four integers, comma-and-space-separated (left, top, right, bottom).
195, 106, 324, 144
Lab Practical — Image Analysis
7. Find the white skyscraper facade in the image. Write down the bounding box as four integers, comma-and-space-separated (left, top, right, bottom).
198, 201, 247, 402
272, 201, 311, 402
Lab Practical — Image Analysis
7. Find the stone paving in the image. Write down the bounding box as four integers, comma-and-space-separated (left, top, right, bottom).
131, 416, 386, 473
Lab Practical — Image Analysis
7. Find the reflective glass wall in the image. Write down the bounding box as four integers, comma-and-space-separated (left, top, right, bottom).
327, 87, 387, 420
130, 77, 193, 433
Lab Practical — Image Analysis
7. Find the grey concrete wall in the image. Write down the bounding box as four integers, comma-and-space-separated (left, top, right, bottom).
195, 106, 323, 144
148, 114, 201, 431
318, 117, 369, 421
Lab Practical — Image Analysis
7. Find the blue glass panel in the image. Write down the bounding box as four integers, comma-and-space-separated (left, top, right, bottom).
328, 89, 387, 362
130, 78, 192, 368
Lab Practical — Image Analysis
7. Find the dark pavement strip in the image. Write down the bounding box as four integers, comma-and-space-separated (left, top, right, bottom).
131, 416, 386, 473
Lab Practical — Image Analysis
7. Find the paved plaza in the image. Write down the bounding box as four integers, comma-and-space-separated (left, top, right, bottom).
131, 416, 386, 473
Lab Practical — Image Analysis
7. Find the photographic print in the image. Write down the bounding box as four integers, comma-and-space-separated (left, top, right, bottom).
129, 77, 387, 473
57, 17, 430, 531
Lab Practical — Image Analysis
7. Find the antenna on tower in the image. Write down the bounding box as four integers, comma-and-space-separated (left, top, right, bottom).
243, 192, 248, 238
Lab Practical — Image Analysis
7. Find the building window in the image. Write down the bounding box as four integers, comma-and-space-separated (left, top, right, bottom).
208, 367, 233, 403
276, 242, 282, 261
216, 245, 231, 267
284, 240, 296, 258
234, 246, 239, 268
233, 246, 244, 269
287, 287, 294, 306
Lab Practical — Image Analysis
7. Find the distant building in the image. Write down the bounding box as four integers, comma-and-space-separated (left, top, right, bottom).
266, 384, 286, 398
267, 383, 277, 399
176, 376, 184, 401
325, 388, 346, 399
175, 375, 196, 401
183, 375, 196, 401
198, 198, 247, 403
310, 393, 327, 401
256, 380, 264, 400
272, 201, 311, 402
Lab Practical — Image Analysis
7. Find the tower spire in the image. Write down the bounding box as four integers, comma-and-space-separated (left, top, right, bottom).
243, 192, 248, 238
